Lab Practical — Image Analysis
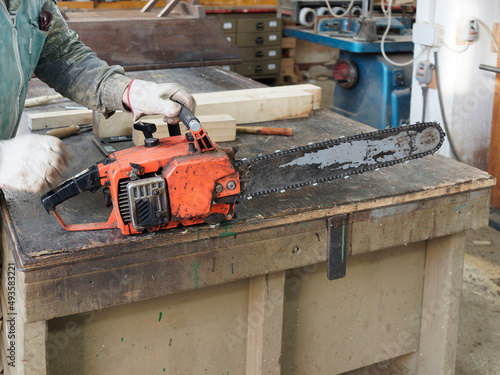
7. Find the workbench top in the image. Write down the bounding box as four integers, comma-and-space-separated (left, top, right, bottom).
2, 67, 494, 274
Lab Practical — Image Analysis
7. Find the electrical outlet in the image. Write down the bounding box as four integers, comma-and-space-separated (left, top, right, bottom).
415, 60, 433, 84
458, 18, 479, 42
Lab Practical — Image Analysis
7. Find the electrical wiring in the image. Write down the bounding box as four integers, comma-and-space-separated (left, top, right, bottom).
442, 40, 470, 53
381, 0, 388, 15
380, 0, 422, 67
455, 16, 499, 52
433, 50, 463, 162
474, 17, 499, 52
324, 0, 355, 18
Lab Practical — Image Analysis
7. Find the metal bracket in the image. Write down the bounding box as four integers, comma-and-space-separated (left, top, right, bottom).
327, 214, 350, 280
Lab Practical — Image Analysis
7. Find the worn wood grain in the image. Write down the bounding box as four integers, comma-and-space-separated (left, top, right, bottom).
94, 85, 319, 137
398, 233, 466, 375
65, 13, 240, 70
28, 109, 93, 130
246, 272, 285, 375
488, 23, 500, 208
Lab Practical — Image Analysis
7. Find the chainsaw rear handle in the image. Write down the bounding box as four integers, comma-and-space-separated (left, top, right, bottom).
41, 165, 102, 212
178, 106, 201, 132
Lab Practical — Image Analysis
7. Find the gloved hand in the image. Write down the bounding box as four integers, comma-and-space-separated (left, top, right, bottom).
0, 134, 69, 194
123, 79, 197, 124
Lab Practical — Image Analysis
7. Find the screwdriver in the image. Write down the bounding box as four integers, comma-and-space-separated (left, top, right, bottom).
47, 124, 93, 139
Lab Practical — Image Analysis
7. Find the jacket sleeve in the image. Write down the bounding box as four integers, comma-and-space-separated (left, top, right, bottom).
34, 0, 131, 115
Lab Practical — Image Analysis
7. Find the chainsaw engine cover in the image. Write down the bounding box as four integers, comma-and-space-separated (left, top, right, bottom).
105, 136, 240, 234
163, 153, 240, 221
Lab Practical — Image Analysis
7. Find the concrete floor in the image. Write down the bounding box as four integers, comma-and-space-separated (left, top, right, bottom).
456, 223, 500, 374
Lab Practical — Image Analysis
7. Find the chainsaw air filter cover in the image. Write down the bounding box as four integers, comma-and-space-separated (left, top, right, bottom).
127, 176, 170, 230
333, 59, 359, 89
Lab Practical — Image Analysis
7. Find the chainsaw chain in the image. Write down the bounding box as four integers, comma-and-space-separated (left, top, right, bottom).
236, 122, 445, 199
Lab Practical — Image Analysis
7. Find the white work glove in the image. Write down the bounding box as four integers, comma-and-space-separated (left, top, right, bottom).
125, 79, 197, 124
0, 134, 69, 194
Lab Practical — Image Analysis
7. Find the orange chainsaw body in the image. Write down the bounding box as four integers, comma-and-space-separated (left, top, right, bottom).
44, 127, 240, 235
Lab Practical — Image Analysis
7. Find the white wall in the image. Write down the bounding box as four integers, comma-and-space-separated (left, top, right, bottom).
410, 0, 500, 170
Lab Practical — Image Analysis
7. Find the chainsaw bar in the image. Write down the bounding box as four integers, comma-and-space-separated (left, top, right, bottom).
236, 122, 445, 199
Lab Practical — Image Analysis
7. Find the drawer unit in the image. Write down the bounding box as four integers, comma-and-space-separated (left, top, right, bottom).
208, 11, 282, 80
236, 32, 281, 47
235, 60, 281, 76
238, 46, 280, 61
224, 33, 236, 44
237, 17, 282, 33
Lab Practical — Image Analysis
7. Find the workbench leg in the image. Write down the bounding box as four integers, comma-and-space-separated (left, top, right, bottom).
398, 233, 466, 375
1, 228, 48, 375
246, 271, 286, 375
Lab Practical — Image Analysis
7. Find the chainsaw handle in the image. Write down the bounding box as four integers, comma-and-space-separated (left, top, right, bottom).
178, 106, 201, 132
41, 165, 102, 212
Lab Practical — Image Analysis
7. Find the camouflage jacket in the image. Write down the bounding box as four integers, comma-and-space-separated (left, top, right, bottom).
0, 0, 131, 139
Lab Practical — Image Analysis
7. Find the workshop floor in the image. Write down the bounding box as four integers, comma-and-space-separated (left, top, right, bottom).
456, 222, 500, 375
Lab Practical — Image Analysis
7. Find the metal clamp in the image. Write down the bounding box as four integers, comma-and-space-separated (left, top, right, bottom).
327, 214, 350, 280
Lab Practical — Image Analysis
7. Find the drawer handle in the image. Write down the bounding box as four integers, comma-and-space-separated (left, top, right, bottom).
255, 36, 264, 45
256, 22, 265, 31
255, 65, 263, 73
255, 51, 264, 58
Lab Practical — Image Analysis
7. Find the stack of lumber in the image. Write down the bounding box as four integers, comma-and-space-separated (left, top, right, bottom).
27, 84, 322, 144
280, 37, 303, 85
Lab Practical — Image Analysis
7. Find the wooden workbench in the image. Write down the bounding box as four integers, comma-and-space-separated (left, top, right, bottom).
0, 67, 495, 375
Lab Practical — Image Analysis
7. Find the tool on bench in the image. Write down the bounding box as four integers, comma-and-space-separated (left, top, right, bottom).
47, 124, 92, 139
41, 105, 445, 235
236, 126, 293, 136
92, 136, 133, 157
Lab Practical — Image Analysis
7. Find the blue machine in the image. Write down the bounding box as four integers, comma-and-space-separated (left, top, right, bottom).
284, 19, 414, 130
332, 52, 413, 129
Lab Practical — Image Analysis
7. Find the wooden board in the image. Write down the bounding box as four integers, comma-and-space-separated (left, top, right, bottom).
132, 114, 236, 145
488, 23, 500, 208
94, 84, 321, 137
27, 109, 93, 130
65, 12, 240, 71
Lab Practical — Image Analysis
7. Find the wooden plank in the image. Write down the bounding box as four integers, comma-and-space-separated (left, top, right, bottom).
141, 0, 159, 12
398, 233, 466, 375
16, 191, 491, 323
246, 272, 285, 375
1, 229, 48, 374
24, 94, 64, 108
132, 114, 236, 145
488, 23, 500, 208
65, 15, 240, 71
194, 89, 313, 122
281, 37, 296, 49
28, 109, 93, 130
94, 85, 320, 137
281, 245, 425, 374
47, 279, 250, 374
157, 0, 182, 17
195, 83, 321, 110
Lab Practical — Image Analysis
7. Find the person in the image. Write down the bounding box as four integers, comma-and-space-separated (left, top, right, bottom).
0, 0, 196, 194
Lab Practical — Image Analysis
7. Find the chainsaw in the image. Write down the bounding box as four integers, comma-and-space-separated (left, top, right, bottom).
41, 107, 445, 235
